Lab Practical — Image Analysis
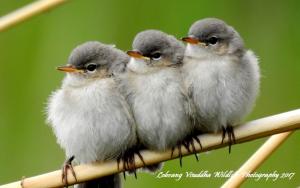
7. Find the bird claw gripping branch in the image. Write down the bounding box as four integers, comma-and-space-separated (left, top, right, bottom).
62, 156, 77, 188
221, 125, 236, 153
117, 148, 146, 180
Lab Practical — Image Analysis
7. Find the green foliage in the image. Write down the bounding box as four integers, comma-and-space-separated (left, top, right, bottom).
0, 0, 299, 187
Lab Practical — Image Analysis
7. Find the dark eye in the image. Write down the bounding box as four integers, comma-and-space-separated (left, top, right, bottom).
151, 52, 161, 60
86, 63, 97, 72
207, 36, 219, 45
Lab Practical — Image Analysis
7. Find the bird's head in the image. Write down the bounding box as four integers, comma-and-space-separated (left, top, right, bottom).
127, 30, 185, 73
57, 41, 128, 81
182, 18, 244, 58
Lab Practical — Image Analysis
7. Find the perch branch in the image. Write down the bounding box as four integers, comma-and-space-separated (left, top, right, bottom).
222, 131, 293, 188
0, 0, 68, 32
0, 109, 300, 188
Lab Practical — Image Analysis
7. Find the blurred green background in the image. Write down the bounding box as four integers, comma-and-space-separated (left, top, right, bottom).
0, 0, 299, 187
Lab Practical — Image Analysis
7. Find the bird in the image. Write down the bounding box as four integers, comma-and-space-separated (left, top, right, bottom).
47, 41, 138, 188
118, 29, 196, 167
181, 18, 260, 152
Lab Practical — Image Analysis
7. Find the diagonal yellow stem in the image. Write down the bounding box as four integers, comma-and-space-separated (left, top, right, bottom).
0, 0, 68, 32
222, 131, 292, 188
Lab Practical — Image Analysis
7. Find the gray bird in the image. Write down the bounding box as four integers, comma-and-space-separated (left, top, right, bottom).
181, 18, 260, 152
47, 41, 137, 188
118, 30, 195, 166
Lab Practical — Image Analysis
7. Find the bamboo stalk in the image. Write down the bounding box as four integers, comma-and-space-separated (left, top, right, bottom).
221, 131, 292, 188
1, 109, 300, 188
0, 0, 68, 32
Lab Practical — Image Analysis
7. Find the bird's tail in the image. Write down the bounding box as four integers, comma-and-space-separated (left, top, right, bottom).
75, 174, 121, 188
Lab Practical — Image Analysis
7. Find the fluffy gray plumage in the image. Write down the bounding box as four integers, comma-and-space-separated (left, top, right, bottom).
119, 30, 194, 151
47, 41, 136, 188
182, 18, 260, 133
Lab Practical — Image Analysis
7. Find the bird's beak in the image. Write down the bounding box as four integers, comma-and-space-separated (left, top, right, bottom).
181, 36, 204, 45
127, 50, 150, 60
56, 65, 84, 73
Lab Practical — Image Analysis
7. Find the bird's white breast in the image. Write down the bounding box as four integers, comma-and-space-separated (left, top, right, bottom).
182, 46, 260, 132
121, 68, 193, 151
47, 78, 136, 163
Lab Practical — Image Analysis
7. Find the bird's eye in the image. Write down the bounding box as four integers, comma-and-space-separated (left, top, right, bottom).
207, 36, 219, 45
86, 63, 97, 72
151, 52, 161, 60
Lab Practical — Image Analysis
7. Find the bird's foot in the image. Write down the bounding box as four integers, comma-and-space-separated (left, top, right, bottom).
62, 155, 77, 187
171, 135, 202, 167
171, 143, 183, 167
184, 135, 202, 161
221, 125, 236, 153
117, 147, 146, 180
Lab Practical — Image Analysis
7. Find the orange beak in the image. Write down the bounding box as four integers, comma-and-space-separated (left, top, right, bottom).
181, 36, 202, 45
127, 50, 150, 60
56, 65, 84, 73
